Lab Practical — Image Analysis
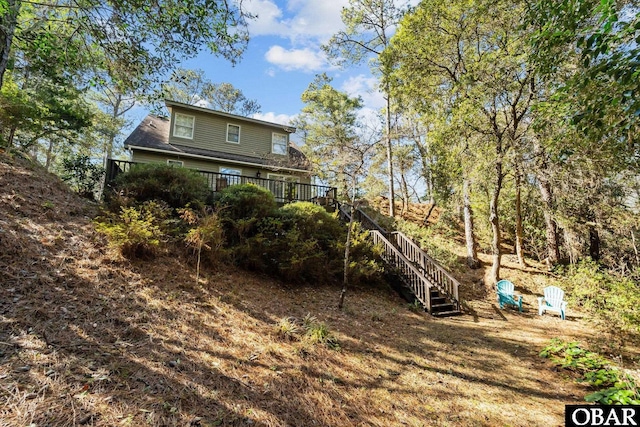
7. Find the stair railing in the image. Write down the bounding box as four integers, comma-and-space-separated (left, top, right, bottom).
390, 232, 460, 307
370, 230, 432, 312
338, 203, 388, 235
338, 204, 461, 314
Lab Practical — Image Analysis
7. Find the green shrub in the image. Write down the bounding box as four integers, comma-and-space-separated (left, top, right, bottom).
272, 315, 339, 349
279, 202, 343, 252
109, 163, 210, 210
558, 259, 640, 334
239, 213, 334, 284
346, 225, 386, 287
95, 201, 169, 259
229, 202, 387, 286
540, 339, 640, 404
217, 184, 276, 220
302, 314, 340, 349
274, 317, 300, 341
242, 202, 344, 284
216, 184, 277, 244
60, 154, 104, 199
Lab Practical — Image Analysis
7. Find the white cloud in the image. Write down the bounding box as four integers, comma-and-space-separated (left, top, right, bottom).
284, 1, 349, 42
252, 111, 296, 126
341, 74, 385, 109
243, 0, 348, 42
243, 0, 286, 36
265, 45, 327, 72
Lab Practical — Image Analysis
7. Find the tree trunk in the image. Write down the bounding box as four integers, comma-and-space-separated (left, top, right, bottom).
399, 165, 409, 216
588, 224, 600, 261
0, 0, 21, 89
533, 141, 560, 266
514, 161, 527, 267
45, 139, 55, 171
489, 156, 504, 285
385, 87, 395, 218
339, 201, 355, 310
463, 178, 480, 269
537, 176, 560, 266
631, 228, 639, 267
98, 94, 122, 199
6, 125, 16, 148
426, 173, 434, 205
423, 202, 436, 225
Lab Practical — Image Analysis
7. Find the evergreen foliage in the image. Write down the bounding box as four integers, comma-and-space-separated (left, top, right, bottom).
60, 154, 104, 199
97, 167, 384, 286
558, 260, 640, 334
95, 201, 170, 259
216, 184, 277, 245
109, 163, 210, 210
236, 202, 344, 285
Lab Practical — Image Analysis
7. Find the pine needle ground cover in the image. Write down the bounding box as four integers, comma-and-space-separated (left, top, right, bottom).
0, 152, 632, 426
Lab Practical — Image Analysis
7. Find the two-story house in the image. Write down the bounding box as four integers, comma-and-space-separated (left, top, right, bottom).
111, 100, 335, 203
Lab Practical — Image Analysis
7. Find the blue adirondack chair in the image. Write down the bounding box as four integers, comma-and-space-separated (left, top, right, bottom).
496, 279, 523, 312
538, 286, 567, 320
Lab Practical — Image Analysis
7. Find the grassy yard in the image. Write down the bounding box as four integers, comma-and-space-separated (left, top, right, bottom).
0, 152, 631, 426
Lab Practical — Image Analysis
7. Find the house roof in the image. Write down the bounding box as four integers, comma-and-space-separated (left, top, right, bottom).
123, 115, 310, 172
165, 100, 297, 133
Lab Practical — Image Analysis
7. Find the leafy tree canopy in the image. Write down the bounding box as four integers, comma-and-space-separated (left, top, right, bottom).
156, 68, 261, 117
0, 0, 250, 93
528, 0, 640, 147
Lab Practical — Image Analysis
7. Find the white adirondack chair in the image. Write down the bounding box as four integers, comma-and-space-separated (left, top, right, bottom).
538, 286, 567, 320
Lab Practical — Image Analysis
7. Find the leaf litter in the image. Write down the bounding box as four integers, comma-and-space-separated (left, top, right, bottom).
0, 150, 630, 426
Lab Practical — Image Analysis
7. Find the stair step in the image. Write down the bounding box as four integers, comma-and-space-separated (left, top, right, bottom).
431, 297, 447, 305
431, 309, 462, 317
431, 303, 455, 312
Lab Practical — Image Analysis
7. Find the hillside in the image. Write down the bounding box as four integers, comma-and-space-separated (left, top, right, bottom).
0, 151, 612, 426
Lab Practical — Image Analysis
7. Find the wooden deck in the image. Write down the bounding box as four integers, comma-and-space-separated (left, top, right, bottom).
105, 159, 337, 205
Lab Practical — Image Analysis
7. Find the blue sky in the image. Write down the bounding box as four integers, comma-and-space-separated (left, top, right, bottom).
129, 0, 389, 129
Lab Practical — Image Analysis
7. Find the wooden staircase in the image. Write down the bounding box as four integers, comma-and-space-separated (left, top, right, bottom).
338, 204, 461, 317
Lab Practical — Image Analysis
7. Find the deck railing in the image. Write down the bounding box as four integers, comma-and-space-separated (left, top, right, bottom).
391, 232, 460, 307
105, 159, 337, 205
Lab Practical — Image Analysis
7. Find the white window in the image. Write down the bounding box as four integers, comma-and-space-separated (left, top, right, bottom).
217, 167, 242, 189
272, 133, 288, 155
227, 124, 240, 143
173, 113, 194, 139
220, 167, 242, 176
166, 159, 184, 167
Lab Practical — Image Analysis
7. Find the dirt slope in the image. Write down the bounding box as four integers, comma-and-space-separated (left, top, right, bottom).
0, 151, 601, 426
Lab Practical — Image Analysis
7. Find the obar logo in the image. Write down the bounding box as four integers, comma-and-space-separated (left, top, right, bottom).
566, 405, 639, 427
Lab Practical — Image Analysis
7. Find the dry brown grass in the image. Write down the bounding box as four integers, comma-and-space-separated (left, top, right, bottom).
0, 151, 631, 427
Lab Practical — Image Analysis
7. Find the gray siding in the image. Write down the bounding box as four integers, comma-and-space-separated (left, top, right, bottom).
130, 150, 310, 184
168, 106, 290, 161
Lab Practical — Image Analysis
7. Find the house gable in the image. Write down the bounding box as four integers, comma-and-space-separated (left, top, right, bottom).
166, 101, 295, 161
